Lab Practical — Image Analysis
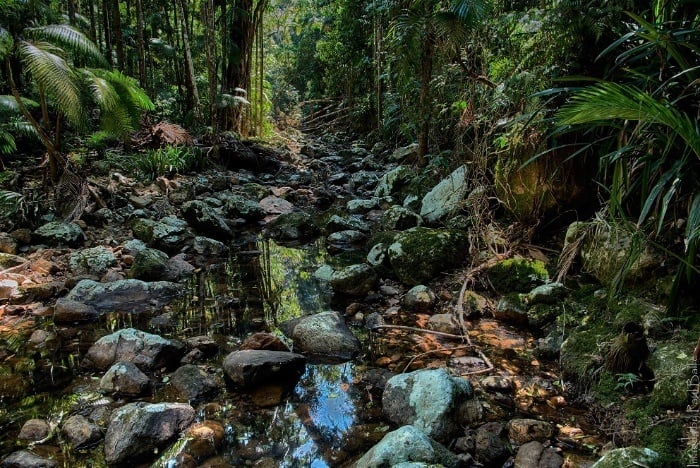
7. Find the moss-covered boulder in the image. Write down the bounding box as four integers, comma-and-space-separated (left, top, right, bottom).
380, 206, 422, 231
330, 263, 378, 296
33, 221, 84, 247
591, 447, 659, 468
647, 341, 694, 410
387, 227, 469, 285
374, 165, 412, 198
560, 325, 611, 382
486, 257, 549, 293
265, 212, 319, 241
129, 248, 170, 281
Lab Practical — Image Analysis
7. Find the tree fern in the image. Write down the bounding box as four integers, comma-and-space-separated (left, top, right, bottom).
26, 24, 108, 68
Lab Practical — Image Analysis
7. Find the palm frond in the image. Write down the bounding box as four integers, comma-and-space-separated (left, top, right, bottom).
19, 40, 86, 129
26, 24, 108, 68
450, 0, 490, 25
0, 129, 16, 154
0, 95, 40, 114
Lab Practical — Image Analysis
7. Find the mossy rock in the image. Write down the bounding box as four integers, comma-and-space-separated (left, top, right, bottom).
609, 297, 667, 336
591, 447, 659, 468
265, 212, 319, 242
527, 303, 563, 328
130, 218, 156, 243
486, 258, 549, 293
647, 341, 694, 410
560, 325, 612, 382
494, 152, 557, 222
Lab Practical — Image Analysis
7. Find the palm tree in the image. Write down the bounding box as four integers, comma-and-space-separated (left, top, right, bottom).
389, 0, 490, 165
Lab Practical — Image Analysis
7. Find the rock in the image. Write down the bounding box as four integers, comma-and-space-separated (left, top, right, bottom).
420, 165, 469, 224
129, 247, 170, 281
366, 243, 389, 269
84, 328, 185, 371
330, 264, 378, 296
427, 314, 461, 334
591, 447, 659, 468
0, 279, 19, 300
259, 195, 295, 214
223, 194, 266, 221
514, 441, 563, 468
170, 364, 222, 401
327, 230, 366, 251
461, 290, 489, 317
403, 285, 436, 312
389, 144, 419, 162
387, 227, 469, 285
375, 165, 411, 198
494, 294, 529, 325
151, 216, 191, 252
104, 402, 195, 465
0, 232, 18, 254
61, 414, 102, 449
33, 221, 84, 246
64, 279, 180, 313
356, 425, 459, 468
182, 200, 232, 240
184, 336, 219, 356
481, 376, 514, 393
265, 212, 319, 241
183, 420, 226, 459
507, 419, 554, 444
69, 246, 118, 277
240, 332, 290, 352
100, 361, 152, 396
535, 326, 564, 360
192, 236, 228, 256
313, 264, 335, 282
486, 258, 549, 293
525, 282, 567, 305
53, 299, 99, 323
475, 422, 509, 465
380, 206, 422, 231
326, 214, 371, 233
0, 253, 25, 269
0, 450, 58, 468
382, 367, 473, 443
347, 198, 379, 213
122, 239, 147, 255
18, 419, 50, 442
282, 311, 361, 362
222, 350, 306, 389
164, 253, 195, 281
648, 341, 694, 409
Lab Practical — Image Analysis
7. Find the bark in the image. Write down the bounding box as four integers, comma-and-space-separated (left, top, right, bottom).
136, 0, 147, 88
102, 0, 113, 66
417, 29, 433, 167
202, 0, 218, 134
111, 0, 125, 71
177, 0, 201, 120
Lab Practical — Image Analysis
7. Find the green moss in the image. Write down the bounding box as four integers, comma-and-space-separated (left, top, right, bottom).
527, 303, 562, 328
590, 371, 622, 405
559, 323, 613, 382
642, 424, 683, 468
486, 257, 549, 293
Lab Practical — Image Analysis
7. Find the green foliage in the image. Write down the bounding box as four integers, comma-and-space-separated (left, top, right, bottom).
133, 146, 206, 181
0, 189, 25, 229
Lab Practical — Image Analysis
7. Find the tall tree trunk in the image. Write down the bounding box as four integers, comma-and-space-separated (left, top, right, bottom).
111, 0, 125, 71
135, 0, 147, 88
417, 27, 433, 167
178, 0, 201, 121
88, 0, 98, 43
67, 0, 76, 25
202, 0, 218, 136
103, 0, 113, 66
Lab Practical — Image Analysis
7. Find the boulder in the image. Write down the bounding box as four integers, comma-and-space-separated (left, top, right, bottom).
99, 361, 152, 396
494, 294, 529, 325
61, 414, 102, 449
33, 221, 84, 246
420, 165, 469, 224
514, 441, 563, 468
129, 247, 170, 281
164, 253, 195, 281
69, 246, 117, 277
84, 328, 185, 371
240, 332, 290, 352
265, 212, 319, 241
475, 422, 509, 465
259, 195, 294, 215
347, 198, 379, 214
330, 264, 378, 296
591, 447, 659, 468
380, 206, 422, 231
403, 285, 436, 312
356, 425, 459, 468
170, 364, 222, 402
507, 419, 554, 444
223, 194, 266, 221
64, 279, 180, 313
375, 165, 411, 198
104, 402, 195, 465
53, 299, 99, 323
383, 368, 474, 443
222, 350, 306, 389
193, 236, 228, 256
282, 311, 361, 362
326, 215, 371, 233
387, 228, 469, 285
486, 258, 549, 293
0, 450, 57, 468
327, 230, 367, 251
182, 200, 232, 240
17, 419, 50, 442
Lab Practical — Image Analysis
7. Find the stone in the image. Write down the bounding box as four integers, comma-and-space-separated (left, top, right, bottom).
356, 425, 459, 468
64, 279, 180, 313
481, 376, 514, 393
259, 195, 294, 215
347, 198, 379, 214
380, 206, 422, 231
84, 328, 185, 371
53, 299, 99, 323
387, 228, 469, 285
507, 419, 554, 444
182, 200, 233, 240
382, 368, 474, 443
389, 143, 419, 162
0, 450, 57, 468
330, 263, 378, 296
327, 230, 367, 251
170, 364, 222, 402
104, 402, 196, 465
240, 332, 290, 352
129, 247, 170, 281
193, 236, 228, 256
420, 165, 469, 224
591, 447, 659, 468
17, 419, 50, 442
164, 253, 195, 281
223, 194, 266, 221
222, 350, 306, 389
403, 285, 436, 312
375, 165, 411, 198
487, 258, 549, 293
100, 361, 152, 396
475, 422, 509, 465
183, 421, 225, 459
69, 246, 117, 277
366, 243, 389, 269
61, 414, 102, 449
514, 441, 563, 468
326, 215, 370, 233
494, 294, 529, 325
427, 314, 461, 334
122, 238, 148, 255
0, 232, 18, 254
648, 341, 694, 409
33, 221, 84, 246
525, 282, 567, 305
265, 212, 319, 241
282, 311, 361, 362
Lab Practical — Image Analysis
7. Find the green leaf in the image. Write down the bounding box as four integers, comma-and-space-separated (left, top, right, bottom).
26, 24, 108, 68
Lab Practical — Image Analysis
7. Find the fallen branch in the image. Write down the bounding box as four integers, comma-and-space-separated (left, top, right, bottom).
402, 345, 472, 373
370, 324, 469, 341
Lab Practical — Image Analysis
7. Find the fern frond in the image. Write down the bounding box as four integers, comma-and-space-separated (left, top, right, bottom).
0, 95, 40, 114
27, 24, 108, 68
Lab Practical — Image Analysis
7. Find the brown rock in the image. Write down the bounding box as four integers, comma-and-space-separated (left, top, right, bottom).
185, 421, 225, 459
508, 418, 555, 444
18, 419, 51, 442
240, 332, 290, 352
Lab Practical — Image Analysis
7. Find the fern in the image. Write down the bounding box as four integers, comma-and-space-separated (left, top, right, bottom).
26, 24, 108, 68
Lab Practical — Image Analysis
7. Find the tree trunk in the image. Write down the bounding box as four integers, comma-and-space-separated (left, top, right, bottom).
102, 0, 113, 66
417, 32, 433, 167
178, 0, 201, 121
111, 0, 125, 71
67, 0, 76, 25
88, 0, 98, 43
135, 0, 147, 88
202, 0, 218, 135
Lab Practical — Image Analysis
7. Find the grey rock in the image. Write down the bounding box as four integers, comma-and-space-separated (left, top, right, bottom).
223, 194, 266, 221
494, 294, 529, 325
33, 221, 84, 246
356, 425, 459, 468
182, 200, 232, 240
65, 279, 180, 313
129, 248, 169, 281
265, 212, 319, 241
122, 239, 148, 255
283, 311, 361, 362
330, 263, 378, 296
383, 368, 473, 443
104, 402, 195, 465
514, 441, 563, 468
591, 447, 659, 468
367, 243, 389, 268
84, 328, 185, 371
326, 215, 370, 233
475, 422, 509, 465
1, 450, 57, 468
259, 195, 294, 215
164, 253, 195, 281
525, 282, 567, 305
347, 198, 379, 214
170, 364, 221, 401
53, 299, 99, 323
327, 230, 366, 251
375, 165, 411, 198
18, 419, 50, 442
100, 361, 152, 396
380, 206, 422, 231
420, 165, 468, 224
426, 314, 460, 334
193, 236, 228, 256
403, 285, 436, 312
222, 350, 306, 389
61, 414, 102, 449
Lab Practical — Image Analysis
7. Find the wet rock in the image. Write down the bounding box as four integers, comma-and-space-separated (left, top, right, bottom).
129, 247, 169, 280
183, 420, 225, 459
383, 367, 474, 443
33, 221, 84, 246
525, 282, 567, 305
222, 350, 306, 389
475, 422, 509, 465
494, 294, 529, 325
17, 419, 50, 442
185, 336, 220, 356
259, 195, 294, 215
0, 233, 18, 254
507, 419, 554, 444
182, 200, 233, 241
222, 193, 266, 221
84, 328, 185, 371
326, 230, 366, 251
170, 364, 221, 401
356, 425, 459, 468
64, 279, 180, 313
427, 314, 461, 334
241, 332, 290, 352
591, 447, 659, 468
326, 215, 370, 233
104, 401, 195, 465
61, 414, 102, 449
193, 236, 228, 256
420, 165, 468, 224
265, 212, 319, 241
388, 228, 469, 285
481, 376, 514, 393
282, 311, 361, 362
374, 165, 411, 198
99, 361, 152, 396
330, 263, 378, 296
380, 205, 422, 231
514, 441, 563, 468
164, 253, 195, 281
53, 299, 99, 323
403, 285, 436, 312
0, 450, 57, 468
487, 258, 549, 293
